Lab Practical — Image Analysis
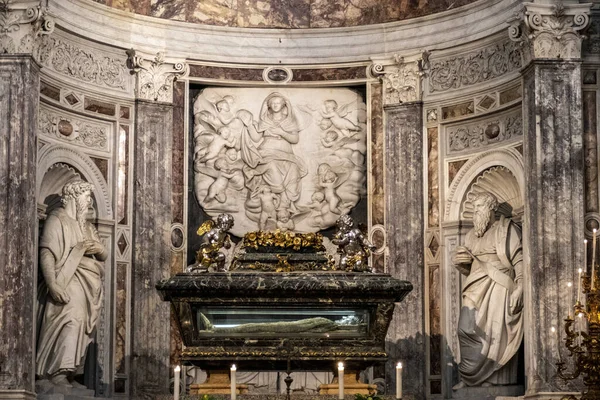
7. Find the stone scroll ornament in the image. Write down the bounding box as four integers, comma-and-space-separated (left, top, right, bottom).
192, 88, 367, 237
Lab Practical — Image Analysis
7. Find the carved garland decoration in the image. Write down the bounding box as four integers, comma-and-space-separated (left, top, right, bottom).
428, 40, 521, 94
39, 108, 109, 151
36, 36, 128, 91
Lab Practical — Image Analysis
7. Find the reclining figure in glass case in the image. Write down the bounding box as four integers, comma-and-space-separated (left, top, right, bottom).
188, 213, 234, 272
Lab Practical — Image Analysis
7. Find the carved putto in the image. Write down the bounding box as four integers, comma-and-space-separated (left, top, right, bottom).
332, 215, 375, 272
193, 88, 367, 237
188, 213, 234, 273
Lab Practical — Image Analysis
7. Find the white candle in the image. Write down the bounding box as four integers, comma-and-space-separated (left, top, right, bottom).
592, 229, 597, 290
231, 364, 237, 400
396, 362, 403, 399
174, 365, 181, 400
567, 282, 573, 316
578, 268, 583, 303
338, 362, 344, 399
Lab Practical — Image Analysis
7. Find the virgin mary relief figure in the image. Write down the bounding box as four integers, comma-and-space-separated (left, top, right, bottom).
193, 88, 367, 236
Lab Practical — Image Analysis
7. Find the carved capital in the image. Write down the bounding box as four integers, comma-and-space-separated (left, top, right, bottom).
370, 52, 427, 105
0, 0, 54, 55
126, 49, 188, 102
508, 2, 592, 61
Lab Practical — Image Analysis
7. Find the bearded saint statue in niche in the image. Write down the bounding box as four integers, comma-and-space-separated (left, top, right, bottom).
192, 88, 367, 237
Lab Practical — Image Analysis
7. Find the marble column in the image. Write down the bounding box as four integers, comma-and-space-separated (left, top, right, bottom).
375, 55, 426, 399
127, 50, 187, 398
0, 3, 52, 398
0, 55, 40, 400
509, 3, 590, 397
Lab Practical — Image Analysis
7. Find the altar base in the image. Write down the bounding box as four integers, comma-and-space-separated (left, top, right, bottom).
317, 371, 377, 395
189, 371, 249, 395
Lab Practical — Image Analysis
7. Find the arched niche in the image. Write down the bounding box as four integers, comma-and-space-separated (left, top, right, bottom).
37, 144, 113, 220
444, 147, 524, 224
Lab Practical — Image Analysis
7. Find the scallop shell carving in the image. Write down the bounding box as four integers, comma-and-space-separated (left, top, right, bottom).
39, 163, 83, 216
461, 166, 523, 221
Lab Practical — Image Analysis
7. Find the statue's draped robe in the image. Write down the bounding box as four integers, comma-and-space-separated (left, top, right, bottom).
458, 217, 523, 386
36, 208, 104, 377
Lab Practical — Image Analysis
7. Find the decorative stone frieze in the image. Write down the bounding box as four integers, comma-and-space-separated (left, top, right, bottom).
427, 39, 521, 94
371, 54, 425, 105
126, 50, 188, 102
446, 109, 522, 154
508, 2, 591, 62
36, 35, 129, 91
39, 107, 110, 151
0, 0, 53, 55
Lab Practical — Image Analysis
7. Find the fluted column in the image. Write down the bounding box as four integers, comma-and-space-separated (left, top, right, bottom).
509, 3, 591, 397
0, 2, 52, 399
127, 50, 188, 398
373, 56, 426, 399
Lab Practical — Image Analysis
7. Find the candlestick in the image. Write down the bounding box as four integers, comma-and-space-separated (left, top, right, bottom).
592, 229, 597, 290
231, 364, 237, 400
396, 362, 403, 399
338, 362, 344, 399
567, 282, 573, 316
578, 313, 584, 347
174, 365, 181, 400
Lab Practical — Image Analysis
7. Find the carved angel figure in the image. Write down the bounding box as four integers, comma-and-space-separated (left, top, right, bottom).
320, 100, 361, 137
332, 215, 375, 272
188, 213, 234, 273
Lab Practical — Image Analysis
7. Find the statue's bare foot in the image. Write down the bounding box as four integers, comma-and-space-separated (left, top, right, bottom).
50, 374, 72, 387
481, 382, 493, 387
452, 381, 467, 390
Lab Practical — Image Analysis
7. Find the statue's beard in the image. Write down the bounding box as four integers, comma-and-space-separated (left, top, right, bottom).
75, 199, 89, 238
473, 211, 490, 238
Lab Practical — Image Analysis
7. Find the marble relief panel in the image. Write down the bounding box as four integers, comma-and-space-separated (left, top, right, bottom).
193, 87, 367, 237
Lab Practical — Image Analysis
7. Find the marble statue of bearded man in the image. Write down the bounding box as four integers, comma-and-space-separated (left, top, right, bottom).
36, 180, 107, 387
452, 192, 524, 388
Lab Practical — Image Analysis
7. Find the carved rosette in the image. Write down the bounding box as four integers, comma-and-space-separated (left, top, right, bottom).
508, 2, 591, 61
0, 0, 54, 55
371, 54, 424, 105
126, 49, 189, 103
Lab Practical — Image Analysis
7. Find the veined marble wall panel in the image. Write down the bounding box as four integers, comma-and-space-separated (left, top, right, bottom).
95, 0, 479, 27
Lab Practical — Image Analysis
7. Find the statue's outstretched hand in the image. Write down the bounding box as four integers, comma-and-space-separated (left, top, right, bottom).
48, 282, 70, 304
510, 285, 524, 315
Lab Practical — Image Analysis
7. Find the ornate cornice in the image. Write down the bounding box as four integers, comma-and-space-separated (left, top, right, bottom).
0, 0, 54, 55
370, 53, 427, 105
508, 2, 592, 62
126, 49, 188, 103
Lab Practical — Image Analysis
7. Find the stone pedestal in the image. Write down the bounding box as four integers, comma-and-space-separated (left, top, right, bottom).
318, 371, 377, 395
384, 101, 425, 399
130, 100, 174, 398
189, 371, 249, 395
0, 56, 40, 400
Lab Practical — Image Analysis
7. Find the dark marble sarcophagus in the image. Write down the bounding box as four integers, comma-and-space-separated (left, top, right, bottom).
157, 272, 412, 371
